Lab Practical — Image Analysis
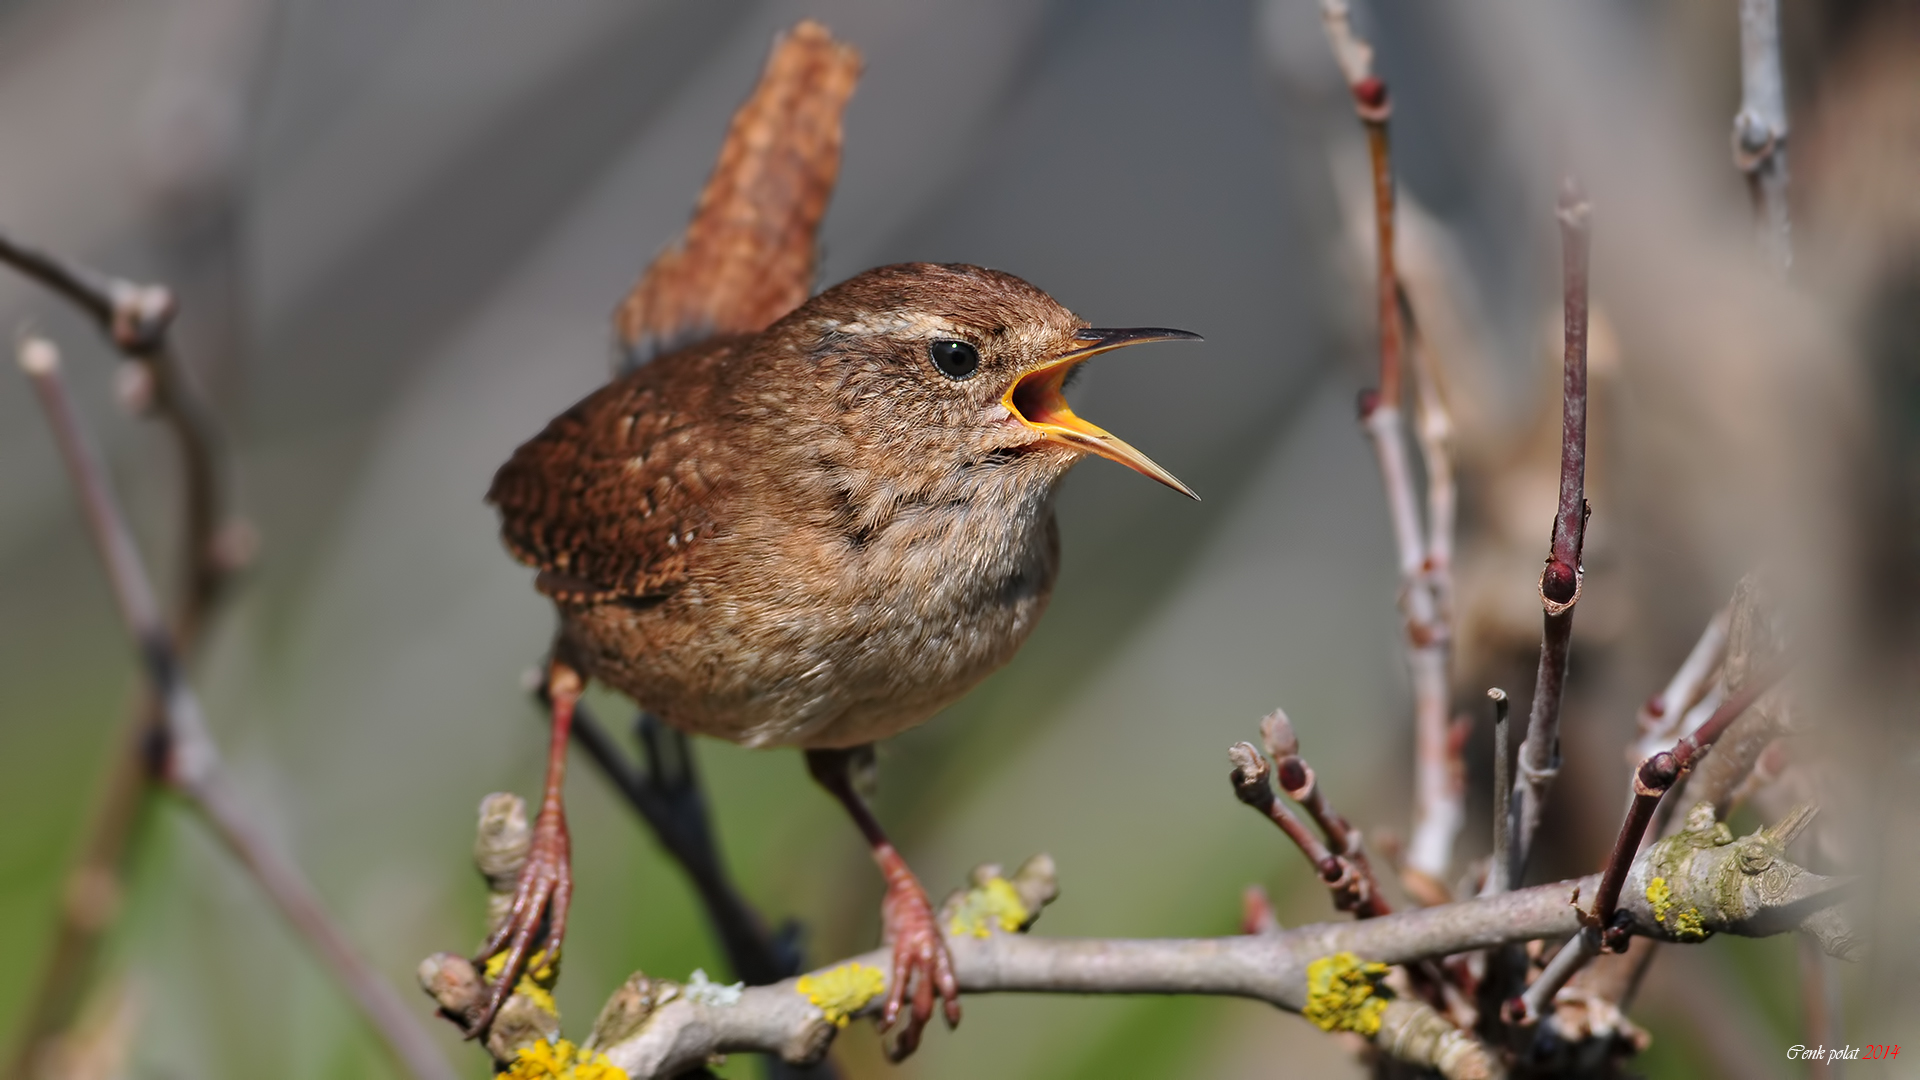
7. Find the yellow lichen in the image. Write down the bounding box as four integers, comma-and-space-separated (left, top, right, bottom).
1302, 952, 1392, 1035
796, 963, 887, 1028
947, 876, 1029, 939
1647, 877, 1709, 942
1671, 906, 1708, 941
503, 1038, 626, 1080
485, 948, 559, 1015
1646, 877, 1674, 923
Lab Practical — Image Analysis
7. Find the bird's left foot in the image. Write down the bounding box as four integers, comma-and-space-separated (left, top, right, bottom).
876, 847, 959, 1060
466, 800, 571, 1038
465, 661, 581, 1039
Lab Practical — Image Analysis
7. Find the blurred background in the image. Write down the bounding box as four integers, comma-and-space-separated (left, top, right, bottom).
0, 0, 1915, 1077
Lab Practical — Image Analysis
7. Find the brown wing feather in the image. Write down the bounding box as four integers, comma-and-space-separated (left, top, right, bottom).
488, 340, 741, 603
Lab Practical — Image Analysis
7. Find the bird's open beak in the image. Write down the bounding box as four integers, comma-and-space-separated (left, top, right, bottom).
1003, 327, 1203, 499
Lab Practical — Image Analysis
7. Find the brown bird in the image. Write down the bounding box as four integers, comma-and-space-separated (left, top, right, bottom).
480, 261, 1198, 1051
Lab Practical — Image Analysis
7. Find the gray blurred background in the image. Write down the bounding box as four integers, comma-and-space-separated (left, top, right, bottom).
1, 1, 1915, 1077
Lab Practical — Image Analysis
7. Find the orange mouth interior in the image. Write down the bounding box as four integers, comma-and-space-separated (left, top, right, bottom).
1008, 363, 1080, 433
1002, 356, 1196, 499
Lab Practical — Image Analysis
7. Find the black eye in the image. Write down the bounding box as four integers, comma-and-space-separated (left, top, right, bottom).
928, 339, 981, 380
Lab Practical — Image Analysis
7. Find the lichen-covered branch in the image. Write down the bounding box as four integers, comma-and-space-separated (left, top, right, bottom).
18, 339, 454, 1080
423, 792, 1847, 1080
1589, 670, 1782, 948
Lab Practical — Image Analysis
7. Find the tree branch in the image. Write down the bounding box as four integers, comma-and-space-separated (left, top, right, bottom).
0, 230, 234, 642
1320, 0, 1462, 889
17, 338, 454, 1080
1511, 179, 1592, 880
1629, 607, 1729, 764
569, 702, 800, 988
1589, 673, 1781, 945
424, 804, 1846, 1080
1733, 0, 1792, 273
1228, 742, 1345, 884
1257, 710, 1392, 918
0, 229, 243, 1080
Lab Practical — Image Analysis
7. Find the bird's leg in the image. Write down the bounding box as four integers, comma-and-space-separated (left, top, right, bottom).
804, 746, 959, 1059
468, 659, 580, 1037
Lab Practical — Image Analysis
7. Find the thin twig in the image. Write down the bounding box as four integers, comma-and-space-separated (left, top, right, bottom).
1405, 293, 1458, 625
1240, 885, 1281, 936
1478, 688, 1533, 1026
1250, 716, 1474, 1014
1513, 928, 1601, 1025
0, 229, 232, 640
1797, 933, 1838, 1080
1586, 671, 1781, 946
1, 230, 240, 1080
1511, 179, 1592, 880
1319, 0, 1461, 888
1733, 0, 1792, 274
1630, 607, 1729, 764
569, 702, 799, 987
1257, 711, 1391, 917
18, 338, 454, 1080
1229, 743, 1344, 884
1487, 689, 1513, 895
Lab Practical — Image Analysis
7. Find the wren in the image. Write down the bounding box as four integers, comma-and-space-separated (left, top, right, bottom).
478, 261, 1199, 1051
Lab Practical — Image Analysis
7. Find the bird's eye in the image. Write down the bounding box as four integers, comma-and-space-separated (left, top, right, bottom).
928, 339, 981, 380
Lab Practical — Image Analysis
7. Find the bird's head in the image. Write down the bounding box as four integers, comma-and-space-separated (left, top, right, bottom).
776, 262, 1200, 499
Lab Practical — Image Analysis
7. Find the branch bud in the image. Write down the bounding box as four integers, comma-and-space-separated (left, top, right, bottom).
1228, 742, 1274, 808
1259, 708, 1299, 760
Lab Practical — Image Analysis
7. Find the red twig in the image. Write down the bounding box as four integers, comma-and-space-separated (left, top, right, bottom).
1587, 672, 1781, 949
1320, 0, 1461, 887
1511, 179, 1593, 879
1229, 743, 1343, 884
1358, 78, 1401, 406
1241, 885, 1281, 936
1258, 711, 1392, 918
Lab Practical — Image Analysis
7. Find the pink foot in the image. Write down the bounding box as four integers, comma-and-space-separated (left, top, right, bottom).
467, 803, 571, 1037
876, 846, 959, 1060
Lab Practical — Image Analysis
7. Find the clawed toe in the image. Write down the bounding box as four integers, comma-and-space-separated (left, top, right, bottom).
879, 874, 960, 1058
466, 816, 571, 1037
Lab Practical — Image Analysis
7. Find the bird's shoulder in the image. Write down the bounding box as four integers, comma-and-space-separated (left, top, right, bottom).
487, 337, 749, 603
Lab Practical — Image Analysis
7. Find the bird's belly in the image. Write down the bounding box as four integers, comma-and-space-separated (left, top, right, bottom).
562, 517, 1057, 749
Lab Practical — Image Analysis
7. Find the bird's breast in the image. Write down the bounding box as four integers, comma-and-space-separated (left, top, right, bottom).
571, 465, 1062, 750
